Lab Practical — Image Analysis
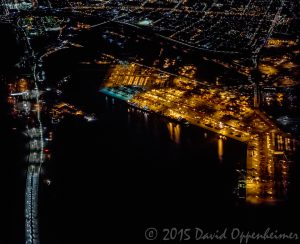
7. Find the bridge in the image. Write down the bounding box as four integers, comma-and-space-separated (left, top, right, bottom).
12, 73, 45, 244
9, 9, 46, 244
25, 165, 40, 244
2, 1, 297, 243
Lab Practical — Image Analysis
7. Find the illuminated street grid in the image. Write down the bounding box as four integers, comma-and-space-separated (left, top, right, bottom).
101, 63, 296, 204
68, 0, 285, 54
1, 0, 289, 55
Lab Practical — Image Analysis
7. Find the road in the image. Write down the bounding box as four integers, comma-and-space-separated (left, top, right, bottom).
25, 166, 40, 244
14, 13, 46, 244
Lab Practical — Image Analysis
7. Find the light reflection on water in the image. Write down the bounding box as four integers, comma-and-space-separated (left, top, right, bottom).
167, 122, 181, 144
218, 137, 224, 163
144, 112, 148, 128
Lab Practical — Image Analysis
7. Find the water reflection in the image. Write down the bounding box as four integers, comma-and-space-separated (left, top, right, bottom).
143, 112, 148, 128
167, 122, 181, 144
127, 108, 131, 124
218, 137, 224, 163
105, 95, 109, 109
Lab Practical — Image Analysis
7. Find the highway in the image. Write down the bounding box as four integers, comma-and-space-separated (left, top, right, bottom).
10, 63, 44, 244
25, 166, 40, 244
14, 11, 46, 244
24, 48, 45, 244
253, 0, 285, 54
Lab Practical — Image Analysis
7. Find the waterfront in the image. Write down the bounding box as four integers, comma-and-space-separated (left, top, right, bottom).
39, 92, 298, 243
37, 55, 300, 243
1, 1, 300, 243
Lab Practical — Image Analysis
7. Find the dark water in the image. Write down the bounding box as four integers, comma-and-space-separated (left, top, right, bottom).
0, 24, 25, 244
39, 88, 300, 244
39, 55, 247, 243
1, 22, 300, 244
0, 74, 26, 244
39, 92, 246, 244
39, 63, 298, 243
38, 25, 300, 242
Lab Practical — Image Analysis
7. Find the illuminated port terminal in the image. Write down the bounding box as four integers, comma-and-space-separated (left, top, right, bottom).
100, 62, 297, 204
